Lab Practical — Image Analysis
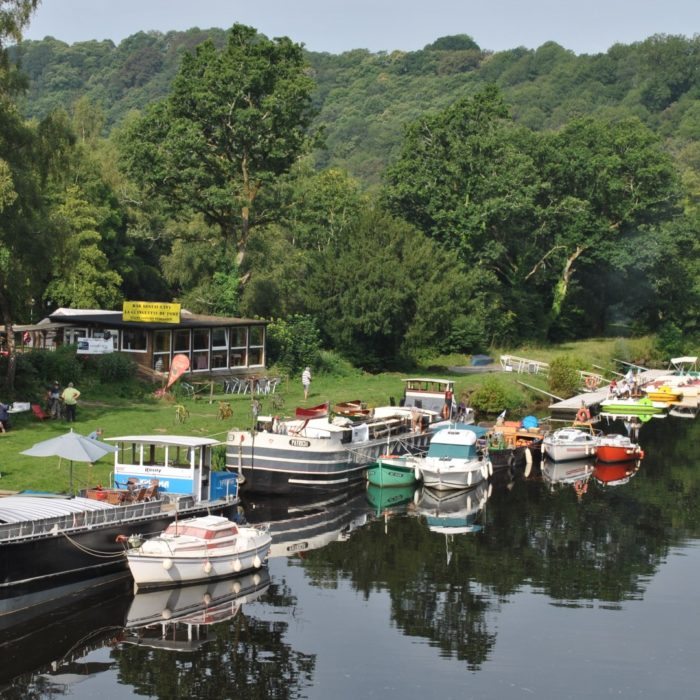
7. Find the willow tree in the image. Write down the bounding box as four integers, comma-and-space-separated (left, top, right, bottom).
119, 24, 317, 276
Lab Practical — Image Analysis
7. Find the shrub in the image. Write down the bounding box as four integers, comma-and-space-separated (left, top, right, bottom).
91, 352, 137, 383
266, 315, 322, 375
548, 355, 581, 398
470, 376, 524, 414
315, 350, 357, 377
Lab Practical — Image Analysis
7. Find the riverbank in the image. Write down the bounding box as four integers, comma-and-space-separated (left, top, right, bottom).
0, 337, 663, 493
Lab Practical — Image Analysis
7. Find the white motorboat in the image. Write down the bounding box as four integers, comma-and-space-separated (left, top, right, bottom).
413, 426, 491, 491
542, 427, 598, 462
125, 515, 272, 590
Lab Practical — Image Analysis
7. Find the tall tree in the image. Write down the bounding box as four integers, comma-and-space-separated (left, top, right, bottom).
119, 23, 317, 273
532, 117, 681, 336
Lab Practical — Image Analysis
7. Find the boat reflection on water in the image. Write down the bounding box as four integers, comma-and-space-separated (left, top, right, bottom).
593, 459, 642, 488
413, 481, 492, 535
366, 483, 416, 516
541, 457, 595, 499
0, 573, 133, 690
241, 483, 370, 559
122, 569, 271, 651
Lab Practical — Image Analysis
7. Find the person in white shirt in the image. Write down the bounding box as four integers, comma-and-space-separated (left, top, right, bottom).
301, 367, 312, 400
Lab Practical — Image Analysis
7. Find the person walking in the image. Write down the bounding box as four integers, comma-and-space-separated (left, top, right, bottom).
301, 366, 312, 400
61, 382, 81, 422
47, 381, 61, 419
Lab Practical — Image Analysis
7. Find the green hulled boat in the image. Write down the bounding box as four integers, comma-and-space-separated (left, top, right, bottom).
366, 454, 418, 487
599, 396, 664, 417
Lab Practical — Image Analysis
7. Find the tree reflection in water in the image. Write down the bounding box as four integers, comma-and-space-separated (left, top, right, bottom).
2, 416, 698, 694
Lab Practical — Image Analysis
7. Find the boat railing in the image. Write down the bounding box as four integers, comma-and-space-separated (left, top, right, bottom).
0, 499, 163, 543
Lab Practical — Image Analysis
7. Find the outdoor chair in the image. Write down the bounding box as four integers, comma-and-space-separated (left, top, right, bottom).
224, 378, 240, 394
31, 403, 50, 421
256, 377, 270, 394
268, 377, 281, 394
180, 382, 195, 398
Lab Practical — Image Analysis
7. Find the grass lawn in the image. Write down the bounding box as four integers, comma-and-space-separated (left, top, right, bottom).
0, 337, 644, 494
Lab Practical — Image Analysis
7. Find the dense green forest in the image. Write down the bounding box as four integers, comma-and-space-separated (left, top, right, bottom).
1, 0, 699, 378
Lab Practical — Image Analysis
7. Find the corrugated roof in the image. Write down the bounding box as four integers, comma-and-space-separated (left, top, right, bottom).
0, 495, 114, 524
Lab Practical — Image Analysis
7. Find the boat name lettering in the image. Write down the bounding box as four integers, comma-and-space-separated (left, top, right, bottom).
289, 438, 311, 448
145, 467, 163, 473
287, 542, 309, 552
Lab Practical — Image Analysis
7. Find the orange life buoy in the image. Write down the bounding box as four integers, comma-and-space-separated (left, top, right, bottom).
585, 375, 599, 390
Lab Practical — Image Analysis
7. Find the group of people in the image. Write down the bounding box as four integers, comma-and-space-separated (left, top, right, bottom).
607, 369, 641, 400
46, 380, 81, 422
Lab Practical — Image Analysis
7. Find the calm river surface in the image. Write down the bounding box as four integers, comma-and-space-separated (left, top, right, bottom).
1, 416, 698, 699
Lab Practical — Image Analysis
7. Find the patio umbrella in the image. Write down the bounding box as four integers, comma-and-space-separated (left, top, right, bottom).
21, 429, 117, 494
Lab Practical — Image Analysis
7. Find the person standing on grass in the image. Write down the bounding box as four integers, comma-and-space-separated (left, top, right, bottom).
301, 366, 312, 400
61, 382, 81, 422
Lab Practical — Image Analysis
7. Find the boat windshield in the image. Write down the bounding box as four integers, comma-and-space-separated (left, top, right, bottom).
164, 524, 237, 538
429, 444, 476, 459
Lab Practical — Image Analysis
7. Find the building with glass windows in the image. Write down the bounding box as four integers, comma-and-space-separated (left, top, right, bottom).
39, 308, 268, 376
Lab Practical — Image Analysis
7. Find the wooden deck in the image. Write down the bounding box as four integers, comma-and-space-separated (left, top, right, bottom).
549, 369, 669, 416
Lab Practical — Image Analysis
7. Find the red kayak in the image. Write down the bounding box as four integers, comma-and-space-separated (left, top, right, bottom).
295, 402, 330, 419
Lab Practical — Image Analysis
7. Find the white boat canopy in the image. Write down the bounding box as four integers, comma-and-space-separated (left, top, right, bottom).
670, 356, 698, 366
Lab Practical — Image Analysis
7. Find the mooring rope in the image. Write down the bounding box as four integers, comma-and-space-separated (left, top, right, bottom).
60, 530, 127, 558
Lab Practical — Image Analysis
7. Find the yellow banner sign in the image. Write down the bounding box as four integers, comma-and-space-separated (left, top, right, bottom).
123, 301, 181, 324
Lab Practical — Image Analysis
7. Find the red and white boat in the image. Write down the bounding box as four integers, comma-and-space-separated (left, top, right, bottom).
596, 434, 644, 463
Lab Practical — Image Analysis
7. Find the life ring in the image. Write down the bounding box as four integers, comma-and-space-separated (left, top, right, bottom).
575, 408, 590, 423
585, 375, 600, 390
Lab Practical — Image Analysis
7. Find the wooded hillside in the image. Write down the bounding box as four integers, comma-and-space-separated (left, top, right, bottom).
11, 31, 700, 193
1, 14, 698, 380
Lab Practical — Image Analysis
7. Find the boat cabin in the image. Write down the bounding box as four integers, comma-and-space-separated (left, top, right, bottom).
402, 378, 456, 416
105, 435, 238, 502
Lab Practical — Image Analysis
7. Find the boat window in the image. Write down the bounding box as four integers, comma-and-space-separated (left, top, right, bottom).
213, 527, 237, 538
164, 524, 213, 538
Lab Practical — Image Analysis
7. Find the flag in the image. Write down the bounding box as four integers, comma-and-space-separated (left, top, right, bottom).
166, 354, 190, 389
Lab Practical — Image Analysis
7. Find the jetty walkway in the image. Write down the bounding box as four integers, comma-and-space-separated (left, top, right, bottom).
549, 369, 668, 418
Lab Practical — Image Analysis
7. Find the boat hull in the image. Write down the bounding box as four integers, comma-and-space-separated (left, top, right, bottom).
366, 456, 417, 487
488, 439, 543, 471
227, 426, 432, 495
126, 533, 272, 590
417, 458, 490, 491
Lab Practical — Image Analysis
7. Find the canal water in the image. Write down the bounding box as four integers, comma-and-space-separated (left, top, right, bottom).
1, 416, 698, 699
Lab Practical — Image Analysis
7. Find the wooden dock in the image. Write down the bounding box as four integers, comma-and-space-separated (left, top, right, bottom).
548, 369, 669, 417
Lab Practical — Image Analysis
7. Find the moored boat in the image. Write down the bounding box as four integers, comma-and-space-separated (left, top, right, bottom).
669, 404, 699, 419
413, 425, 491, 491
486, 416, 545, 471
542, 427, 598, 462
1, 436, 239, 594
226, 401, 440, 495
124, 515, 272, 590
642, 385, 684, 403
366, 453, 419, 487
596, 434, 644, 463
599, 396, 665, 418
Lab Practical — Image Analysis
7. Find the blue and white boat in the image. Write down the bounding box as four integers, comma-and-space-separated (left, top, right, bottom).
413, 425, 491, 491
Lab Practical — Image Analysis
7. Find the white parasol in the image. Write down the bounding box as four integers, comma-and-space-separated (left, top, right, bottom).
21, 429, 117, 494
